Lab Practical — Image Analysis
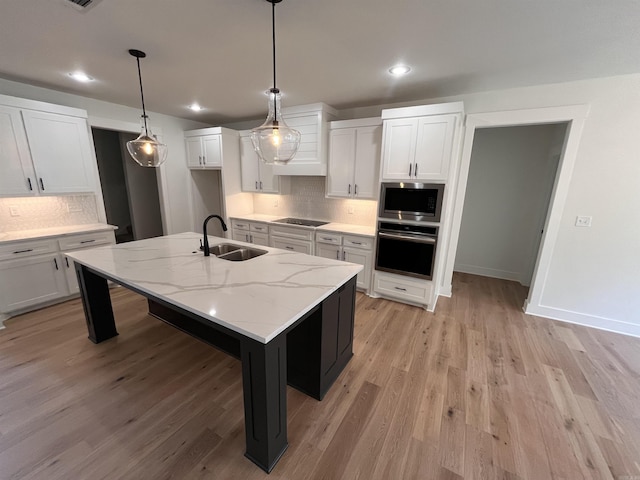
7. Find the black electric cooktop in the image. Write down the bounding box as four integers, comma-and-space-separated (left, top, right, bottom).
273, 217, 329, 227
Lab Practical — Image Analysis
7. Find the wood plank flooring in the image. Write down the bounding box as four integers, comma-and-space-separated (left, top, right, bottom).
1, 273, 639, 479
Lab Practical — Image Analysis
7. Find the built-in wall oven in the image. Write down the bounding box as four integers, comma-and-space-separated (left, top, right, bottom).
379, 182, 444, 223
375, 222, 438, 280
375, 183, 443, 280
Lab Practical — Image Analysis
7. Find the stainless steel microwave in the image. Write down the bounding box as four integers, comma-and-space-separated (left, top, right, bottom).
378, 183, 445, 223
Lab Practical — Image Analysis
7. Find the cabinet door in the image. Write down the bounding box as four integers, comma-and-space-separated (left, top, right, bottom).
326, 128, 355, 198
202, 135, 222, 167
380, 118, 418, 180
0, 254, 68, 313
343, 247, 371, 291
257, 160, 279, 193
353, 125, 381, 199
240, 136, 259, 192
21, 110, 94, 193
250, 232, 270, 246
316, 243, 342, 261
63, 255, 80, 295
414, 115, 456, 181
0, 105, 36, 196
271, 238, 312, 255
185, 137, 203, 167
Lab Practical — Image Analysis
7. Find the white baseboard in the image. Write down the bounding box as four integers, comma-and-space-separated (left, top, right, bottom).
454, 264, 522, 282
524, 301, 640, 338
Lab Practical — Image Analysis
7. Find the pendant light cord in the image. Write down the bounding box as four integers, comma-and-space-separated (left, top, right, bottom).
272, 0, 278, 121
136, 56, 149, 136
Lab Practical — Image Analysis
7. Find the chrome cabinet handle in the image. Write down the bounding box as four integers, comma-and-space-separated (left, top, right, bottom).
54, 258, 58, 270
27, 178, 33, 191
394, 286, 407, 291
409, 164, 412, 177
414, 163, 418, 177
13, 248, 33, 254
39, 178, 45, 190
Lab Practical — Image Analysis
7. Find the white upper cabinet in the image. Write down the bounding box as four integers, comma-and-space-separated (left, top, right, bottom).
21, 110, 95, 193
185, 132, 222, 168
239, 132, 281, 193
380, 102, 463, 182
0, 96, 96, 196
272, 103, 338, 176
327, 117, 381, 199
0, 105, 36, 196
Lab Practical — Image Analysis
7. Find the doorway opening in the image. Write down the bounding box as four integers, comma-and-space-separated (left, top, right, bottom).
92, 127, 164, 243
454, 123, 568, 287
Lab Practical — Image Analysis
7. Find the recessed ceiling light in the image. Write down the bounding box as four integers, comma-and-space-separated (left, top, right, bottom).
189, 103, 203, 112
68, 71, 94, 82
389, 65, 411, 76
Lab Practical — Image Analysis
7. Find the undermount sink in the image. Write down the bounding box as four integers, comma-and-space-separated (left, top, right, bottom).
207, 243, 268, 261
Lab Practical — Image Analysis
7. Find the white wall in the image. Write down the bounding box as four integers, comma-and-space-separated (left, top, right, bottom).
341, 73, 640, 335
0, 77, 208, 234
454, 124, 561, 286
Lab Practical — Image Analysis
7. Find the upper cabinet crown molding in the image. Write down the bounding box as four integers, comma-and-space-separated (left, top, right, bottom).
272, 102, 338, 176
380, 102, 465, 120
0, 93, 88, 119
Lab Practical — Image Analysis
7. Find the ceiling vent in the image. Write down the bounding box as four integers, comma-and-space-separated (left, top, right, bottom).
63, 0, 102, 11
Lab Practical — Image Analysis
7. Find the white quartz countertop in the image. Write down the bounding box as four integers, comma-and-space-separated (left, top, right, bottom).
66, 232, 362, 344
229, 215, 375, 237
0, 223, 117, 244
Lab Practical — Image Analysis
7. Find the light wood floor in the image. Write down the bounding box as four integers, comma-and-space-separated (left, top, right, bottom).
1, 273, 639, 480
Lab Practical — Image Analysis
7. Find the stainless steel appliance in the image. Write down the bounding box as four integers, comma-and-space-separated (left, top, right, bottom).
273, 217, 329, 227
379, 183, 444, 223
375, 221, 438, 280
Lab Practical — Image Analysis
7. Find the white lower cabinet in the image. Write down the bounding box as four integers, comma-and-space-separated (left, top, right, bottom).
0, 253, 68, 312
270, 224, 314, 255
315, 232, 373, 292
373, 270, 433, 307
0, 229, 115, 317
272, 237, 312, 255
230, 219, 270, 246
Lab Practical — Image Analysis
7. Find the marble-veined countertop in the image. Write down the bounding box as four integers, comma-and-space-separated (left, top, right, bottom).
0, 224, 117, 244
229, 215, 375, 237
65, 232, 362, 344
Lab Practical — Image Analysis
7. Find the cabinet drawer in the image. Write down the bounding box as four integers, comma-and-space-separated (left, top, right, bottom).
373, 271, 432, 305
271, 237, 312, 255
250, 222, 269, 233
343, 235, 373, 250
269, 225, 314, 241
58, 231, 114, 250
0, 239, 57, 261
231, 219, 250, 231
315, 232, 342, 245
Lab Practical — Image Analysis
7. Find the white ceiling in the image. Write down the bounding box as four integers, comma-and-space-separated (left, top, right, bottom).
1, 0, 640, 125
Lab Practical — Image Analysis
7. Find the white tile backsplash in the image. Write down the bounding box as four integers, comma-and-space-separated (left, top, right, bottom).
252, 177, 377, 226
0, 195, 99, 232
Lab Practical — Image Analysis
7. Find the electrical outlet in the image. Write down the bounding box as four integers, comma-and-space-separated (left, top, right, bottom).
575, 215, 592, 227
9, 206, 20, 217
273, 198, 279, 207
348, 206, 355, 214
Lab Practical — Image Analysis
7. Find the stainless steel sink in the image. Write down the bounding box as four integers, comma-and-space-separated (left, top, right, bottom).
217, 247, 268, 262
205, 243, 267, 261
208, 243, 242, 256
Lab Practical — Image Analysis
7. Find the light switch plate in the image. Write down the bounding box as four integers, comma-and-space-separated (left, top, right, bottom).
575, 215, 592, 227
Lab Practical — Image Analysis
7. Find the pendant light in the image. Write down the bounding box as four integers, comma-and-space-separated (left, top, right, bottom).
250, 0, 301, 165
126, 49, 168, 167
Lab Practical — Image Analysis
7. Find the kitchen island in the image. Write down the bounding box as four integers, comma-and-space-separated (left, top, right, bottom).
65, 232, 362, 473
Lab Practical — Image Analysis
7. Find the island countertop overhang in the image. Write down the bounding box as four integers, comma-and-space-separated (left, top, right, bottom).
65, 232, 363, 344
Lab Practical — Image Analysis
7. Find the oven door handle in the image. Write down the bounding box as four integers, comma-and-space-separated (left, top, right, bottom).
378, 232, 436, 244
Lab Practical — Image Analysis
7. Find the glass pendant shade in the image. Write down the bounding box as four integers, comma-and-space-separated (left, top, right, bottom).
126, 123, 168, 167
251, 89, 300, 165
126, 49, 167, 168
